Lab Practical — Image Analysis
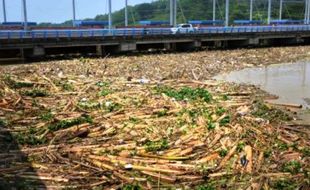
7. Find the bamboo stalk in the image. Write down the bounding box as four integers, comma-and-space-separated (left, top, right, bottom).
256, 151, 264, 172
244, 145, 252, 173
141, 171, 176, 183
218, 145, 238, 169
86, 158, 115, 171
125, 164, 184, 174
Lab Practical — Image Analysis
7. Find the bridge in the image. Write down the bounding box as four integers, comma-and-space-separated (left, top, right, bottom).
1, 0, 310, 59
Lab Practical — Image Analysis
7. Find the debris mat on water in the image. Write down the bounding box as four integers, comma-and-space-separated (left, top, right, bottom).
1, 46, 310, 189
0, 73, 309, 189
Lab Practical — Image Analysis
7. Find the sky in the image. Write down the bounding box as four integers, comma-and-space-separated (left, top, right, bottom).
0, 0, 153, 23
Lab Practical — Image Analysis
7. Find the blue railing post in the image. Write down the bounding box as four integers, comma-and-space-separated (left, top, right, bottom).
19, 32, 23, 39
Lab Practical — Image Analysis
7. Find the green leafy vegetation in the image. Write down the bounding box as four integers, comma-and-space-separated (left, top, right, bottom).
39, 111, 54, 121
15, 133, 47, 145
144, 139, 169, 152
252, 101, 291, 122
276, 141, 289, 151
282, 161, 302, 174
129, 117, 142, 124
4, 75, 34, 89
99, 88, 111, 97
237, 142, 246, 152
221, 94, 229, 101
16, 115, 93, 145
48, 115, 93, 132
219, 149, 228, 157
271, 179, 297, 190
219, 115, 231, 126
155, 86, 212, 102
301, 147, 310, 157
96, 81, 110, 87
0, 118, 7, 127
61, 83, 74, 91
14, 127, 47, 145
177, 107, 211, 126
122, 184, 142, 190
216, 107, 226, 116
96, 80, 112, 97
105, 102, 122, 112
154, 109, 168, 117
264, 149, 272, 158
207, 122, 216, 130
78, 101, 101, 110
23, 89, 49, 97
196, 184, 215, 190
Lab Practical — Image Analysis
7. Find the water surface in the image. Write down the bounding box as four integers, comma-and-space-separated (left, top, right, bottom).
214, 61, 310, 109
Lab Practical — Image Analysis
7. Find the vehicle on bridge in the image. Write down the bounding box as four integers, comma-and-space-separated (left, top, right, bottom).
171, 24, 197, 34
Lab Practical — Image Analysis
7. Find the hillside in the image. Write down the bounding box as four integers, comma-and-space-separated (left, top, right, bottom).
41, 0, 305, 27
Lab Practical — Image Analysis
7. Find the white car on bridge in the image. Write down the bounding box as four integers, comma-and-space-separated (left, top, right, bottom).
171, 24, 198, 34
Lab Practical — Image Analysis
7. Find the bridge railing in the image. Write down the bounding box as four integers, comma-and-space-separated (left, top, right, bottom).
1, 25, 310, 40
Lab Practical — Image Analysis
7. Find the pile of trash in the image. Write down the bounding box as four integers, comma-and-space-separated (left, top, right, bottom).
0, 71, 309, 189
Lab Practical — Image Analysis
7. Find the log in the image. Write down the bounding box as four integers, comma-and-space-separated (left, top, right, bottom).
244, 145, 252, 173
265, 101, 302, 109
141, 171, 176, 183
218, 145, 238, 169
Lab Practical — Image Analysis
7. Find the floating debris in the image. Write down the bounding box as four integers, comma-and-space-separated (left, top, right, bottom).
0, 46, 309, 189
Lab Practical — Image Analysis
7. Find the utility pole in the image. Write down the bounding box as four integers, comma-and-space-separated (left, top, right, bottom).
305, 0, 308, 24
170, 0, 177, 26
170, 0, 173, 25
174, 0, 177, 26
267, 0, 272, 25
250, 0, 253, 21
72, 0, 76, 27
108, 0, 112, 30
225, 0, 229, 26
2, 0, 7, 22
22, 0, 28, 30
125, 0, 128, 26
213, 0, 216, 22
279, 0, 283, 20
307, 0, 310, 24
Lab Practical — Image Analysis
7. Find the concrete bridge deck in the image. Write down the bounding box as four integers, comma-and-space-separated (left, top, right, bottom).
1, 25, 310, 59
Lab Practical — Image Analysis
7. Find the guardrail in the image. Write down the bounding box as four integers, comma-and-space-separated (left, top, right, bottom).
1, 25, 310, 40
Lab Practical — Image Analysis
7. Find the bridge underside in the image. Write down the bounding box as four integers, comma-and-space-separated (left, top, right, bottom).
1, 31, 310, 60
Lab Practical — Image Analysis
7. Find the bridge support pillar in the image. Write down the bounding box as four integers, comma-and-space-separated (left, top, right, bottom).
214, 41, 226, 48
296, 37, 304, 43
193, 40, 202, 48
164, 43, 176, 51
164, 43, 171, 50
119, 42, 137, 52
248, 38, 259, 45
259, 39, 270, 47
96, 45, 103, 56
33, 46, 45, 57
20, 48, 25, 59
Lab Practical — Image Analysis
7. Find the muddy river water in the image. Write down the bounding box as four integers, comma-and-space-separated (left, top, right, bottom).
214, 61, 310, 112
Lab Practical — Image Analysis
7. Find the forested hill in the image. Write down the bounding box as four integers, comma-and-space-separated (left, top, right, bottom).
41, 0, 305, 27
